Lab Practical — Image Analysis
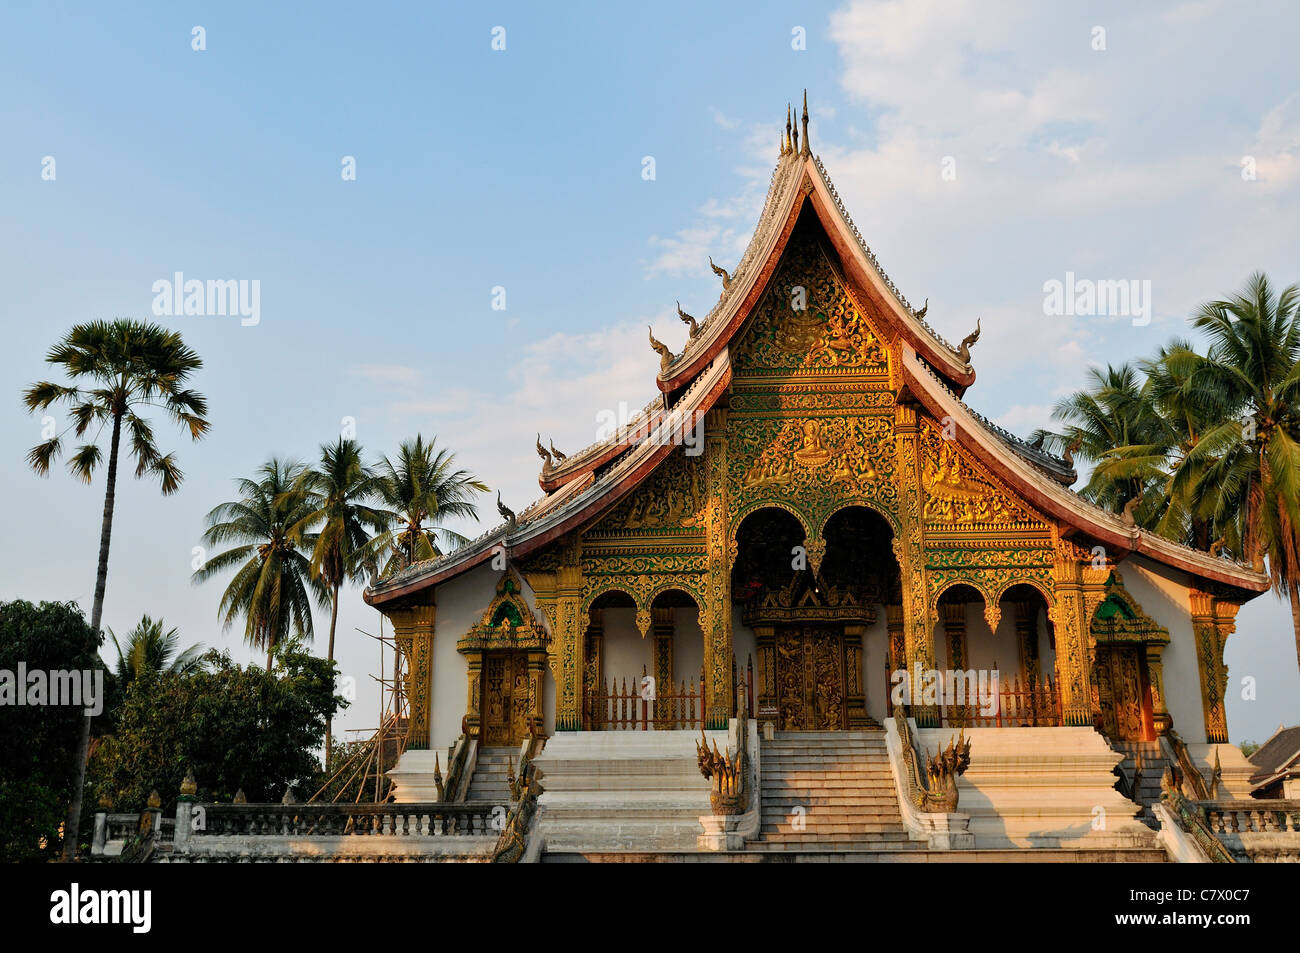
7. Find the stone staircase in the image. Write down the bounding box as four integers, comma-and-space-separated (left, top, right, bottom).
532, 730, 726, 852
753, 730, 918, 852
465, 746, 516, 806
1113, 740, 1165, 827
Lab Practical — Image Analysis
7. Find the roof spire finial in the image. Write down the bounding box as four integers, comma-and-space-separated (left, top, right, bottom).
800, 89, 810, 157
784, 104, 792, 156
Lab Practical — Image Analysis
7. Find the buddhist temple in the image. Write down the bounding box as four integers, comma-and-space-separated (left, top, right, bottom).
352, 96, 1278, 861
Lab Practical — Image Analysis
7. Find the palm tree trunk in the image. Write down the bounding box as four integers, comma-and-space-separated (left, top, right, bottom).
325, 584, 340, 765
61, 410, 122, 861
1290, 584, 1300, 677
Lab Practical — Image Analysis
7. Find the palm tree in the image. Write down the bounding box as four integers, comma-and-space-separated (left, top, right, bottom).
23, 318, 208, 861
372, 435, 487, 576
1181, 273, 1300, 670
1091, 341, 1234, 549
106, 614, 206, 690
1034, 363, 1168, 523
297, 438, 392, 761
193, 458, 328, 669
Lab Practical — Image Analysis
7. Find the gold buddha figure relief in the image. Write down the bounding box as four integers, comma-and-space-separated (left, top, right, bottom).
793, 419, 832, 466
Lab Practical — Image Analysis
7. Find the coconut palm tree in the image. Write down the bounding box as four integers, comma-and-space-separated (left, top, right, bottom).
372, 435, 487, 576
23, 318, 208, 860
193, 458, 328, 669
106, 615, 206, 690
297, 438, 392, 761
1087, 341, 1235, 549
1033, 363, 1168, 524
1180, 273, 1300, 670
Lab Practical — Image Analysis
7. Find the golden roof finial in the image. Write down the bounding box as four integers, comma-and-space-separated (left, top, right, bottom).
800, 89, 810, 156
791, 106, 799, 155
784, 104, 792, 156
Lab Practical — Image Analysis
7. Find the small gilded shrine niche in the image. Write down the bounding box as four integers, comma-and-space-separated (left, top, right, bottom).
457, 570, 550, 745
1088, 571, 1172, 741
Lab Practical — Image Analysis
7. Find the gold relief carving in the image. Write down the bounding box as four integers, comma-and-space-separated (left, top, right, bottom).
733, 227, 889, 376
920, 422, 1038, 527
595, 450, 706, 533
733, 414, 895, 525
1190, 591, 1236, 743
387, 603, 436, 748
702, 431, 733, 729
1049, 535, 1100, 727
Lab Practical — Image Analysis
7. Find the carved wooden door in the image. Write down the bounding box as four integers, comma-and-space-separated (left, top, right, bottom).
481, 652, 529, 746
773, 626, 846, 730
1095, 645, 1150, 742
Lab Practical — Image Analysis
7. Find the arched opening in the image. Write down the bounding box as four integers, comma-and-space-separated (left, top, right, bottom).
733, 505, 899, 730
582, 588, 708, 730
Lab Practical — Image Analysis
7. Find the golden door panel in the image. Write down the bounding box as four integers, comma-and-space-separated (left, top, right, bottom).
773, 627, 846, 731
481, 652, 530, 746
1095, 645, 1150, 742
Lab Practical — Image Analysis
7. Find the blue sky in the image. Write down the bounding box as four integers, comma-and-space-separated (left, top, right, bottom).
3, 1, 1298, 745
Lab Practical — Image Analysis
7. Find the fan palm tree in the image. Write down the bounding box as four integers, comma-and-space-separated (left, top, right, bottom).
297, 438, 392, 761
106, 614, 205, 690
1180, 273, 1300, 670
193, 458, 328, 669
23, 318, 208, 861
372, 435, 487, 576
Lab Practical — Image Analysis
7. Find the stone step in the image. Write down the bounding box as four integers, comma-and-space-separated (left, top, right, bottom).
541, 847, 1169, 862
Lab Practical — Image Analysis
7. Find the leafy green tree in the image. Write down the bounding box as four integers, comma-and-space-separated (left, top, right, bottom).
193, 458, 328, 669
22, 319, 209, 860
0, 600, 105, 862
89, 646, 343, 811
297, 438, 392, 762
372, 435, 487, 576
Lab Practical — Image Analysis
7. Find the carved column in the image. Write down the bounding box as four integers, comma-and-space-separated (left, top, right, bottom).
1145, 642, 1171, 736
1013, 599, 1041, 687
893, 403, 938, 726
582, 608, 604, 731
1190, 591, 1234, 743
388, 603, 436, 749
941, 601, 968, 670
885, 604, 905, 673
525, 651, 548, 737
652, 607, 674, 728
463, 651, 483, 739
1049, 539, 1101, 728
752, 623, 776, 722
844, 621, 871, 728
703, 409, 733, 729
553, 558, 585, 731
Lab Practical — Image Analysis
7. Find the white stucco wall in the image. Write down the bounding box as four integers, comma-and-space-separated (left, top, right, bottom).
1116, 554, 1208, 743
427, 562, 496, 754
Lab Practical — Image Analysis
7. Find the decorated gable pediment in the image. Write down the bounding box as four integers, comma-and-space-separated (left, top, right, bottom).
1091, 571, 1169, 645
457, 570, 550, 654
733, 223, 890, 378
919, 419, 1045, 530
590, 447, 707, 535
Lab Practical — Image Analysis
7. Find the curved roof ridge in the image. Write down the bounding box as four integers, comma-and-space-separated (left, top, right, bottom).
904, 348, 1266, 590
664, 153, 806, 373
810, 156, 956, 353
912, 352, 1074, 477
